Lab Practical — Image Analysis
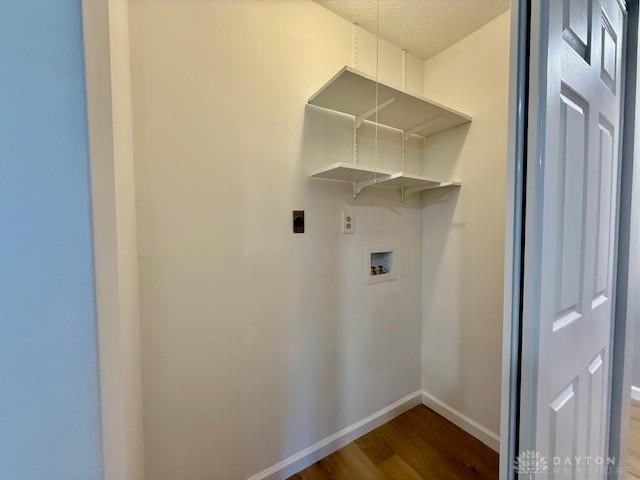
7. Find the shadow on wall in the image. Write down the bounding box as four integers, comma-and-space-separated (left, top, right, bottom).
420, 78, 507, 433
256, 94, 427, 467
421, 186, 464, 401
422, 123, 470, 180
421, 122, 469, 411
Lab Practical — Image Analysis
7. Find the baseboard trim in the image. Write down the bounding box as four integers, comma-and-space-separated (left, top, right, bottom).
421, 390, 500, 452
246, 390, 422, 480
632, 385, 640, 402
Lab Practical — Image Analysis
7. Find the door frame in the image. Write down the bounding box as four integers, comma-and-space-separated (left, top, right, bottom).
81, 1, 145, 479
500, 1, 640, 479
81, 0, 639, 479
499, 1, 529, 478
608, 1, 640, 477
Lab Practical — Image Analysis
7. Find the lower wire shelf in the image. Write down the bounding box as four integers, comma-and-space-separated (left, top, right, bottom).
310, 163, 460, 199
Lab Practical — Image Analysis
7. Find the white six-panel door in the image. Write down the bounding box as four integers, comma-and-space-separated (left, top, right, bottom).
521, 0, 625, 478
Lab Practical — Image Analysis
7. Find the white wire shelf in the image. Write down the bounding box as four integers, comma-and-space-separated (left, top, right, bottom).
308, 162, 394, 182
309, 164, 460, 200
308, 66, 471, 137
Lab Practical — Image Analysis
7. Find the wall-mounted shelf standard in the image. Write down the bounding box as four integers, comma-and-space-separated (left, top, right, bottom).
308, 66, 472, 138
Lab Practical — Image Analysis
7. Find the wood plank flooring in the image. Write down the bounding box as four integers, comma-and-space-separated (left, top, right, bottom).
630, 401, 640, 479
288, 405, 498, 480
288, 400, 640, 479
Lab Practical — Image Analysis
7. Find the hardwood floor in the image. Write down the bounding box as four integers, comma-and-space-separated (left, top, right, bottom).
288, 400, 640, 479
288, 405, 498, 480
630, 401, 640, 479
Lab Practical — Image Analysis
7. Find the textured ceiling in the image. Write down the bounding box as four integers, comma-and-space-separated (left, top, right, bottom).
313, 0, 510, 59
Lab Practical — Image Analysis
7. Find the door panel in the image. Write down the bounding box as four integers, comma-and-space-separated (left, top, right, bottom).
594, 119, 615, 303
521, 0, 625, 477
600, 12, 618, 93
563, 0, 592, 60
556, 86, 588, 326
550, 381, 579, 479
586, 352, 606, 472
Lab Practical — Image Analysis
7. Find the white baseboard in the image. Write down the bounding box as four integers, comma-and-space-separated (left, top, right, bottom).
247, 390, 422, 480
421, 390, 500, 452
632, 385, 640, 402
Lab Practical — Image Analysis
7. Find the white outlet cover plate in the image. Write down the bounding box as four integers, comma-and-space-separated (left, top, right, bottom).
342, 210, 355, 234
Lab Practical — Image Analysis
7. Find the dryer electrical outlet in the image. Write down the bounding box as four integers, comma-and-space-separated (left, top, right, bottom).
342, 210, 355, 234
292, 210, 305, 233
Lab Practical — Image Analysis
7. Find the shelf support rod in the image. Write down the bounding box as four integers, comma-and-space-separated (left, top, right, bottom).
352, 24, 359, 68
404, 115, 444, 141
356, 97, 396, 129
400, 130, 405, 172
352, 116, 358, 164
401, 50, 407, 90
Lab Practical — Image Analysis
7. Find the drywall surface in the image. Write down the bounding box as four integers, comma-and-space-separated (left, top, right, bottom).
420, 11, 511, 436
127, 0, 423, 478
0, 1, 103, 479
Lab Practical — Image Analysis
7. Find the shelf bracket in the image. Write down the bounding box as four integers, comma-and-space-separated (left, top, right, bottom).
353, 178, 377, 198
354, 174, 392, 198
404, 115, 444, 141
356, 97, 396, 129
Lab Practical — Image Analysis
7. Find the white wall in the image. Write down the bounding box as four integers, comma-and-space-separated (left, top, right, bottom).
420, 12, 511, 437
127, 1, 425, 478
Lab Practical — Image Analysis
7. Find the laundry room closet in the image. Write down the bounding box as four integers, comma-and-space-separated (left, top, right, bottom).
121, 0, 512, 478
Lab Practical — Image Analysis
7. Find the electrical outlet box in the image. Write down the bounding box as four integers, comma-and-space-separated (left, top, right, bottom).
342, 210, 355, 234
293, 210, 304, 233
